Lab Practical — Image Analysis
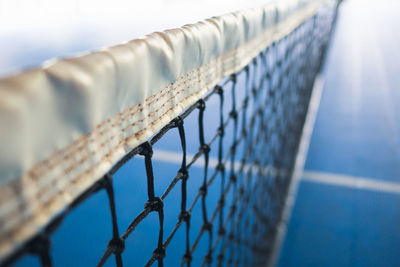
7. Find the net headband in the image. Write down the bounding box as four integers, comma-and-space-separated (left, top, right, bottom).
0, 0, 332, 260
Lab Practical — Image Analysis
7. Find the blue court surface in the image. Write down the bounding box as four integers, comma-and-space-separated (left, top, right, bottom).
2, 0, 400, 266
279, 0, 400, 266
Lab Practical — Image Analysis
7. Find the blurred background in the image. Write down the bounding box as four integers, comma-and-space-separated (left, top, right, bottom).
279, 0, 400, 266
0, 0, 269, 77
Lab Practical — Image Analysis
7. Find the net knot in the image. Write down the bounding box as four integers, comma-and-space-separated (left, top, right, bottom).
153, 246, 166, 260
239, 186, 245, 196
27, 234, 51, 256
228, 231, 235, 241
204, 252, 213, 264
269, 90, 275, 97
95, 174, 112, 191
230, 204, 237, 214
216, 163, 225, 173
230, 143, 237, 155
139, 142, 153, 157
217, 126, 224, 137
214, 85, 223, 95
179, 168, 189, 181
229, 110, 238, 119
218, 197, 225, 207
217, 253, 225, 263
243, 96, 249, 108
172, 116, 184, 128
201, 144, 210, 154
229, 174, 237, 183
179, 211, 191, 222
183, 252, 192, 263
197, 99, 206, 110
252, 58, 258, 65
242, 129, 247, 137
202, 222, 212, 232
230, 74, 237, 83
108, 237, 125, 255
252, 87, 257, 96
145, 197, 163, 212
199, 185, 207, 196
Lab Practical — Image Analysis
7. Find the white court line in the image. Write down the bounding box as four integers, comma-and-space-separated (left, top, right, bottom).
153, 148, 400, 195
152, 150, 287, 178
267, 73, 326, 266
302, 171, 400, 195
153, 150, 209, 168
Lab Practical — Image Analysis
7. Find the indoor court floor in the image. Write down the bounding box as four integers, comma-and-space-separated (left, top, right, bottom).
278, 0, 400, 266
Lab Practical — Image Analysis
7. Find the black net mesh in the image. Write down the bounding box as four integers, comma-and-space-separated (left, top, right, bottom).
3, 5, 337, 267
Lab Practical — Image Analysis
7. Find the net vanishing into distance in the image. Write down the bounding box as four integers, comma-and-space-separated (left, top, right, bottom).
0, 0, 338, 266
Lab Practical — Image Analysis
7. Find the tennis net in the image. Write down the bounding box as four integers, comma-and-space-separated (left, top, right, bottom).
0, 1, 338, 266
